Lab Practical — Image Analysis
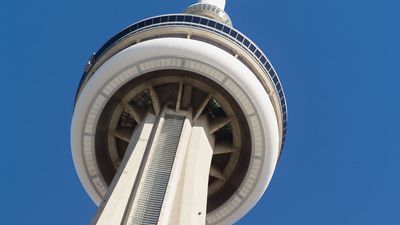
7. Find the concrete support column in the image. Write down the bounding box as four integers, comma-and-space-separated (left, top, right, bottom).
161, 116, 214, 225
91, 114, 157, 225
91, 109, 214, 225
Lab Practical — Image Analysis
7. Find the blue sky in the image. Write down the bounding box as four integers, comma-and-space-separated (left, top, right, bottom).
1, 0, 399, 224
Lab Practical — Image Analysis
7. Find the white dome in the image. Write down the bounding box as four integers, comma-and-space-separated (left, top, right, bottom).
198, 0, 226, 10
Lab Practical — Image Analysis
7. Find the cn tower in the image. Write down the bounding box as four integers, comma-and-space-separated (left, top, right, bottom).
71, 0, 287, 224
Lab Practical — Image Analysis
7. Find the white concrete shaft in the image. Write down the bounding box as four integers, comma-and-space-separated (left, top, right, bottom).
198, 0, 226, 9
162, 118, 214, 225
92, 110, 214, 225
91, 114, 156, 225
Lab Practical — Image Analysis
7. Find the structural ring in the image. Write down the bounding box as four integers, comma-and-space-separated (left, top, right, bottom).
71, 37, 279, 224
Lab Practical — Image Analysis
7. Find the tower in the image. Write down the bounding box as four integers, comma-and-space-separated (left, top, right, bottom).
71, 0, 287, 224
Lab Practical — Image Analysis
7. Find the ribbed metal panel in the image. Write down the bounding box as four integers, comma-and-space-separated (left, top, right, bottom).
130, 115, 185, 225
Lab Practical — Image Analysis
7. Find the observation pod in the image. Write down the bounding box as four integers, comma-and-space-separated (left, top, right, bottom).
71, 1, 287, 224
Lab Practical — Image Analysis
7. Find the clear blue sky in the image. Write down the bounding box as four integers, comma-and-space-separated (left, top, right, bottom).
1, 0, 399, 224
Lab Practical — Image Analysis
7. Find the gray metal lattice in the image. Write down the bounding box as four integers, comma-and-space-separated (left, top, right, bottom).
132, 89, 152, 108
130, 115, 185, 225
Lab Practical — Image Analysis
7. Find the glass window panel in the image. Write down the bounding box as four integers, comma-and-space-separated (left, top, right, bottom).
280, 96, 285, 106
264, 61, 271, 70
177, 15, 184, 21
184, 16, 192, 22
131, 24, 138, 31
200, 18, 208, 25
276, 83, 282, 92
145, 19, 152, 26
161, 16, 168, 22
249, 44, 256, 52
243, 39, 250, 47
237, 34, 244, 42
138, 21, 145, 28
255, 50, 261, 58
169, 15, 177, 21
223, 26, 231, 34
193, 16, 200, 23
260, 56, 267, 64
273, 75, 278, 84
269, 69, 276, 76
230, 30, 238, 38
208, 20, 216, 27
